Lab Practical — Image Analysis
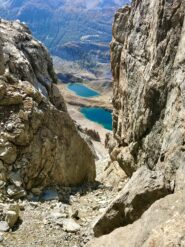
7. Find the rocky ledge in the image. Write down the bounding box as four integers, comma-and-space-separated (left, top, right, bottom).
0, 19, 95, 200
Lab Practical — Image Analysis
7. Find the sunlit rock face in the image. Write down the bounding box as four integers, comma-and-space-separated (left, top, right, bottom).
87, 0, 185, 246
110, 0, 185, 180
0, 19, 96, 199
0, 19, 57, 96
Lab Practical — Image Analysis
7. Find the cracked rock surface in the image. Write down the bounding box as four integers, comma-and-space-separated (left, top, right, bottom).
87, 0, 185, 246
0, 19, 95, 199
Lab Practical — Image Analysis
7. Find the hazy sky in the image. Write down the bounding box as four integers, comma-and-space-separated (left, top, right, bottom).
65, 0, 130, 9
86, 0, 130, 9
86, 0, 100, 9
0, 0, 131, 10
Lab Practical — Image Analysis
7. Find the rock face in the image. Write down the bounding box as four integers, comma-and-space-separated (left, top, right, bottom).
88, 192, 185, 247
0, 19, 57, 97
87, 0, 185, 246
110, 0, 185, 180
93, 167, 172, 237
0, 19, 95, 198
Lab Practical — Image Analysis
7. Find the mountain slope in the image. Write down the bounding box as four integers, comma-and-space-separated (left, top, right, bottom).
0, 0, 130, 82
0, 19, 95, 199
88, 0, 185, 246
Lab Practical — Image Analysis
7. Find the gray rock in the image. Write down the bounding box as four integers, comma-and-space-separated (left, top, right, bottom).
6, 123, 14, 132
99, 161, 127, 190
0, 234, 4, 242
0, 18, 96, 198
88, 191, 185, 247
109, 0, 185, 182
31, 188, 43, 196
0, 221, 9, 232
9, 171, 22, 187
0, 139, 17, 165
50, 212, 64, 220
5, 211, 18, 228
93, 167, 171, 237
5, 204, 20, 228
7, 185, 26, 199
0, 181, 6, 189
62, 219, 81, 233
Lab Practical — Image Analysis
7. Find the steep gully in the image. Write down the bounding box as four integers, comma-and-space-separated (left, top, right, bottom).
0, 0, 185, 246
0, 18, 121, 247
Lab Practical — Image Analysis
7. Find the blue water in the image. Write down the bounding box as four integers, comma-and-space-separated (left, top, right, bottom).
80, 107, 112, 130
68, 83, 100, 98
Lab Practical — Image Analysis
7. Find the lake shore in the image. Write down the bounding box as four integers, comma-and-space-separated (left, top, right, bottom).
57, 83, 113, 111
57, 83, 112, 160
67, 104, 111, 160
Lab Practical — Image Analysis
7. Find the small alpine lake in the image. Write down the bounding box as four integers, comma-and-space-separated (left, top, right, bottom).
80, 107, 112, 131
68, 83, 100, 98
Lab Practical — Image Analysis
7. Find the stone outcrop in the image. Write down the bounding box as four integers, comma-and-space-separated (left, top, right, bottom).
0, 19, 95, 199
88, 191, 185, 247
0, 19, 57, 97
87, 0, 185, 246
93, 167, 172, 237
110, 0, 185, 180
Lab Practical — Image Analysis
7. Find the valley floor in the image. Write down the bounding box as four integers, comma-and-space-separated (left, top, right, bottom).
57, 84, 112, 111
58, 82, 112, 159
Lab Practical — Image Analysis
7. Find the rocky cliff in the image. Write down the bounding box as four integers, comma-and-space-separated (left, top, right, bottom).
88, 0, 185, 246
110, 0, 185, 179
0, 19, 95, 200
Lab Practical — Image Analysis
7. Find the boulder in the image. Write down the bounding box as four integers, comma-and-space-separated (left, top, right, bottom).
4, 204, 20, 228
62, 218, 81, 233
88, 191, 185, 247
6, 185, 26, 199
0, 221, 9, 232
93, 166, 172, 237
5, 211, 18, 228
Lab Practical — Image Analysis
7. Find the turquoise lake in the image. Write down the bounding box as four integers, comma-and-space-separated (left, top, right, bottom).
80, 107, 112, 131
68, 83, 100, 98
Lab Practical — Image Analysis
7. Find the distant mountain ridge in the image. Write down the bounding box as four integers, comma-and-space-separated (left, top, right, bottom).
0, 0, 130, 10
0, 0, 130, 82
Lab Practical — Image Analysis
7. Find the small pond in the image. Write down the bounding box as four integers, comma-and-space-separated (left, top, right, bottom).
80, 107, 112, 131
68, 83, 100, 98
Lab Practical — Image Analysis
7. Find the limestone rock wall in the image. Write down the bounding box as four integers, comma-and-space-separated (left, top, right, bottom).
87, 1, 185, 246
0, 19, 95, 199
110, 0, 185, 181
